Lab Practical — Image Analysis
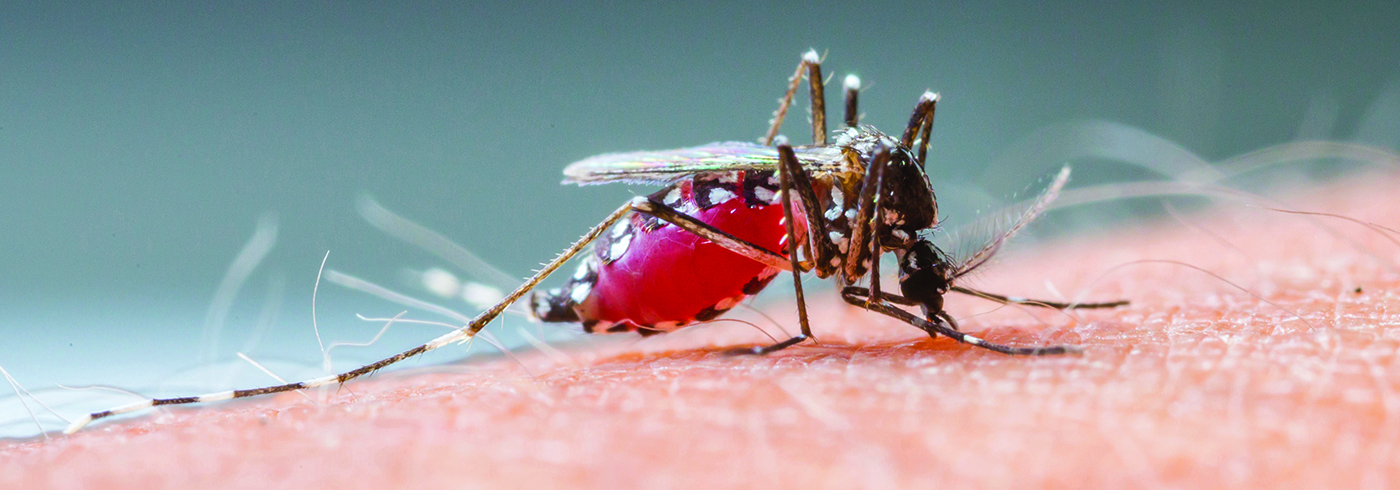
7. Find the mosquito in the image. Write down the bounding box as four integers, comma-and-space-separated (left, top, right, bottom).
65, 50, 1126, 434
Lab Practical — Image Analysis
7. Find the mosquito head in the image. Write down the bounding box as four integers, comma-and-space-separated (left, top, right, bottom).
877, 150, 938, 249
897, 239, 954, 316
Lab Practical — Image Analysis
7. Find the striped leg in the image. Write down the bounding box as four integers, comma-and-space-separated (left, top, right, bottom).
951, 286, 1129, 309
65, 200, 639, 434
900, 92, 939, 170
841, 287, 1081, 355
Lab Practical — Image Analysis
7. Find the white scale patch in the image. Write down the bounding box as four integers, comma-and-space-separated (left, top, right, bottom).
572, 260, 593, 280
753, 186, 777, 204
608, 232, 633, 261
830, 231, 849, 253
662, 187, 682, 206
610, 221, 629, 239
825, 205, 843, 221
569, 282, 593, 304
845, 208, 857, 221
708, 187, 737, 205
718, 172, 741, 184
891, 229, 910, 242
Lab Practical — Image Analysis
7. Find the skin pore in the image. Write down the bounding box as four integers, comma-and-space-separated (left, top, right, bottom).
2, 170, 1398, 489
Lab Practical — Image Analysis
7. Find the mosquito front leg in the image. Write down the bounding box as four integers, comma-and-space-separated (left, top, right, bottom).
762, 49, 828, 146
841, 287, 1080, 355
843, 74, 861, 128
899, 92, 939, 169
951, 286, 1129, 309
65, 201, 638, 434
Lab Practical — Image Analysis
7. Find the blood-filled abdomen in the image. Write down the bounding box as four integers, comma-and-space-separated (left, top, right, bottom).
530, 170, 796, 335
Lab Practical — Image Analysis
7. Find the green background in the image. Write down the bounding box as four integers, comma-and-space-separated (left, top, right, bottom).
2, 1, 1396, 435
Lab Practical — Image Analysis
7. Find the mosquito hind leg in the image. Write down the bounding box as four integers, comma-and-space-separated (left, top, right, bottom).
762, 49, 828, 146
951, 286, 1129, 309
841, 286, 1080, 355
66, 200, 639, 433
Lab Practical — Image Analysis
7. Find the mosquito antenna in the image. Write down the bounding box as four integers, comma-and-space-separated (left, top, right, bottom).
200, 214, 278, 365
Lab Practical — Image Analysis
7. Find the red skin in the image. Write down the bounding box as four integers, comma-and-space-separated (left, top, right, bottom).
581, 179, 792, 330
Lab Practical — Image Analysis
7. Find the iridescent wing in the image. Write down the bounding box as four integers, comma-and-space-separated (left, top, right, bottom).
562, 142, 848, 185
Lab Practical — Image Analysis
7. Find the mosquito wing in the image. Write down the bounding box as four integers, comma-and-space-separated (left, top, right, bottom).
943, 166, 1072, 278
562, 142, 847, 185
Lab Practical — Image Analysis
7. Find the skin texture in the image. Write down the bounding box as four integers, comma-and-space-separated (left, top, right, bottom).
2, 171, 1398, 489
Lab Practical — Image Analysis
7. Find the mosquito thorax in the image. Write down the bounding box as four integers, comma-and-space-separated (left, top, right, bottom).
829, 127, 939, 251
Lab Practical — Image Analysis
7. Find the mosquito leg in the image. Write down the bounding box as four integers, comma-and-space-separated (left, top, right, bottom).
841, 287, 1079, 355
629, 197, 796, 272
899, 92, 939, 170
843, 145, 892, 287
951, 286, 1129, 309
65, 200, 639, 434
915, 102, 934, 167
727, 145, 819, 355
843, 74, 861, 128
763, 49, 828, 146
776, 144, 839, 277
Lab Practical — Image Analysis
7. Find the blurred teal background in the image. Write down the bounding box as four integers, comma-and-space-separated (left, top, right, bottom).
2, 1, 1397, 435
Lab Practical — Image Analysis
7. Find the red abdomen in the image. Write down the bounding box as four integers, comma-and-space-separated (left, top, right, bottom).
530, 170, 797, 334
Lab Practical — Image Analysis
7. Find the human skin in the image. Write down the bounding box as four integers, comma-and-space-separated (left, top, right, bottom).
2, 172, 1398, 489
